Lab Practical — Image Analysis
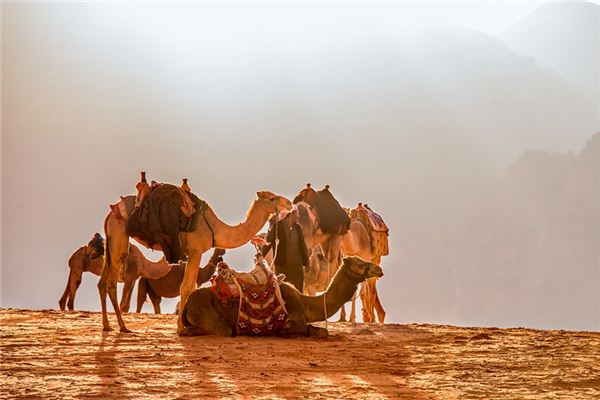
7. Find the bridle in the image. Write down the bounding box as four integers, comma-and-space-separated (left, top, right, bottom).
340, 262, 371, 286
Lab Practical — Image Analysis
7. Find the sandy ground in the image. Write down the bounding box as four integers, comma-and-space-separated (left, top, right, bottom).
1, 309, 599, 399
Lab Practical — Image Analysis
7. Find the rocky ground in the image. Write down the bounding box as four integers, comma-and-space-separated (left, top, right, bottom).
1, 309, 599, 399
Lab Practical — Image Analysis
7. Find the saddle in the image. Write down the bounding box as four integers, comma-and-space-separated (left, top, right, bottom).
125, 183, 208, 263
210, 261, 288, 336
294, 184, 351, 236
351, 203, 389, 256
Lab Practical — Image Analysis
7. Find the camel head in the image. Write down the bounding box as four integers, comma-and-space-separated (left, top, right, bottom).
340, 256, 384, 284
255, 191, 292, 215
86, 232, 105, 259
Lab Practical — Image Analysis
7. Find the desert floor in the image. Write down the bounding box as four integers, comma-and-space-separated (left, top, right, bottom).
1, 309, 599, 399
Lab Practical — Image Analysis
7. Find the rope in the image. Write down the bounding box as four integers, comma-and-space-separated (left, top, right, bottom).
322, 244, 329, 330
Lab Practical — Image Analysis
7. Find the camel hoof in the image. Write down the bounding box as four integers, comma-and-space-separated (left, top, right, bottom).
119, 327, 133, 334
337, 317, 347, 323
102, 326, 114, 332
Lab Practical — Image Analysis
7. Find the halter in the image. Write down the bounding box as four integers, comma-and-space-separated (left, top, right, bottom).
340, 262, 371, 286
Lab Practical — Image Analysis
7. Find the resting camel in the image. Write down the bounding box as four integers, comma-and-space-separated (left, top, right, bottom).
340, 212, 388, 324
59, 233, 105, 311
99, 188, 291, 333
59, 233, 172, 312
136, 248, 225, 314
180, 256, 383, 337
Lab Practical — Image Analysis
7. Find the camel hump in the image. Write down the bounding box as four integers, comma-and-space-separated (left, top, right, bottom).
293, 184, 318, 207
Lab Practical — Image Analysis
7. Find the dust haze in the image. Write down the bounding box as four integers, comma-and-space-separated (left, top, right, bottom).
2, 2, 599, 330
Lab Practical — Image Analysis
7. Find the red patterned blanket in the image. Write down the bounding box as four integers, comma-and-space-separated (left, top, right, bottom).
210, 262, 288, 336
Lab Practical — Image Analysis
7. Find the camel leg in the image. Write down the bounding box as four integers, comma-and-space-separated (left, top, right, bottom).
148, 290, 162, 314
59, 269, 74, 310
372, 281, 386, 324
66, 269, 83, 311
339, 304, 347, 322
360, 278, 377, 323
178, 250, 201, 334
349, 289, 357, 323
98, 265, 112, 331
119, 278, 135, 313
360, 280, 370, 322
98, 214, 131, 332
106, 261, 131, 333
136, 279, 147, 313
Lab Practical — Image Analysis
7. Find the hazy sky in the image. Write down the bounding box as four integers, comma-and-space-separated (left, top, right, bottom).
2, 2, 598, 330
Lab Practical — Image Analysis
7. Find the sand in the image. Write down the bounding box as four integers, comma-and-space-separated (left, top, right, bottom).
1, 309, 599, 399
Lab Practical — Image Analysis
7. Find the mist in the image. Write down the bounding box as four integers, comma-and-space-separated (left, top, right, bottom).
2, 2, 599, 330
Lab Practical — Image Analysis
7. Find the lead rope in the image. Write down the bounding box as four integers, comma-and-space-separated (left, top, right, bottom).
323, 245, 330, 331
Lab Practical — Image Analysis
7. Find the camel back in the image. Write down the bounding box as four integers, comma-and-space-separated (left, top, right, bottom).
126, 184, 208, 263
351, 204, 389, 256
315, 187, 351, 235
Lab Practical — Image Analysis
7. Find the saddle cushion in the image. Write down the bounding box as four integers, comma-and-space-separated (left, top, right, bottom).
210, 262, 288, 336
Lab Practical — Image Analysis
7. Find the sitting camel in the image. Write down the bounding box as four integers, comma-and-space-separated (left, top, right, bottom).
100, 185, 292, 333
136, 248, 225, 314
59, 233, 172, 312
59, 233, 105, 311
180, 256, 383, 337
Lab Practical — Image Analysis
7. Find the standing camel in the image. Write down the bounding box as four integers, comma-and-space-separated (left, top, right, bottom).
340, 204, 389, 323
136, 249, 225, 314
59, 233, 105, 311
292, 184, 348, 294
100, 188, 291, 333
59, 233, 172, 312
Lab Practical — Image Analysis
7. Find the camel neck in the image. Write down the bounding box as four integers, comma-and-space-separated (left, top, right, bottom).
206, 201, 271, 249
309, 267, 358, 321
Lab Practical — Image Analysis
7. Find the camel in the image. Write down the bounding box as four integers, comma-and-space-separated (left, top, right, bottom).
340, 210, 388, 324
302, 246, 330, 296
59, 233, 105, 311
59, 233, 172, 312
292, 184, 347, 294
136, 249, 225, 314
116, 244, 172, 313
180, 256, 384, 337
259, 233, 329, 296
99, 188, 292, 333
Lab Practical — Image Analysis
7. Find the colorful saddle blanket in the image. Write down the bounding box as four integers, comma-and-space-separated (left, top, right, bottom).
352, 204, 388, 233
350, 204, 390, 256
210, 262, 288, 336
